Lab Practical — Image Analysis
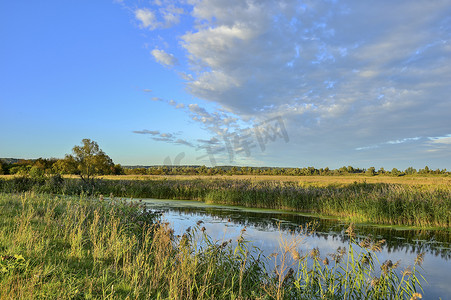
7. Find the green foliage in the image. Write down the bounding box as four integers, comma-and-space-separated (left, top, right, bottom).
0, 178, 450, 228
391, 168, 403, 177
67, 139, 115, 182
405, 167, 417, 175
366, 167, 376, 176
0, 193, 426, 299
29, 166, 45, 180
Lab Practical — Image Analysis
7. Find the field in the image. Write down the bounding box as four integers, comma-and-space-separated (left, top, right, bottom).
0, 192, 426, 299
0, 175, 449, 229
96, 174, 451, 187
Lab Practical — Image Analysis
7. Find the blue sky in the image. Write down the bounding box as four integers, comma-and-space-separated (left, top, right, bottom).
1, 0, 450, 170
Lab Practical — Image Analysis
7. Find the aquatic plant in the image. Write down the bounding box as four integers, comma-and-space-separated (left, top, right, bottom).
0, 176, 450, 227
0, 192, 428, 299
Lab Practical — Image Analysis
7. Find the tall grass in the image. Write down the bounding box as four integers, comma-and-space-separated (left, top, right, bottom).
0, 192, 427, 299
1, 176, 450, 227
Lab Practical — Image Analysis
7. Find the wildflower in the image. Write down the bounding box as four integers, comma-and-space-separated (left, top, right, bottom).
359, 237, 371, 249
371, 239, 385, 252
290, 249, 301, 261
196, 220, 204, 226
309, 247, 320, 259
415, 253, 425, 266
345, 224, 356, 238
410, 292, 422, 300
201, 227, 206, 232
323, 257, 329, 266
370, 277, 380, 287
381, 260, 394, 275
402, 266, 413, 277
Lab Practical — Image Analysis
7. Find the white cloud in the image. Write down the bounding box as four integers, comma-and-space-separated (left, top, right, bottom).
134, 3, 184, 31
135, 8, 158, 30
130, 0, 451, 168
151, 49, 178, 66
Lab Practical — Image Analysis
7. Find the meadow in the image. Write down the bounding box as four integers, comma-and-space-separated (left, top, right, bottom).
0, 192, 426, 299
0, 175, 449, 228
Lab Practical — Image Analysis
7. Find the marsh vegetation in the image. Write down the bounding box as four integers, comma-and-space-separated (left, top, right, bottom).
1, 176, 449, 228
0, 192, 427, 299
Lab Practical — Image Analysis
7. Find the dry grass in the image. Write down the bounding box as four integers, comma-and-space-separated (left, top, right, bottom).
1, 174, 449, 187
95, 174, 451, 187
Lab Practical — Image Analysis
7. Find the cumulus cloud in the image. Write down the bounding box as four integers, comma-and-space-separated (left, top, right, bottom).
133, 2, 184, 31
135, 8, 158, 30
129, 0, 451, 168
151, 49, 178, 66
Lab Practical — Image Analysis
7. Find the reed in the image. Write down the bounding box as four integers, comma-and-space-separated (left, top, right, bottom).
0, 176, 450, 228
0, 192, 427, 299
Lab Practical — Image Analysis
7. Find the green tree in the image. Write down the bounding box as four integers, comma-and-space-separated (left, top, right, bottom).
366, 167, 376, 176
391, 168, 402, 176
29, 166, 45, 180
67, 139, 114, 183
405, 167, 417, 175
419, 166, 430, 174
0, 161, 4, 175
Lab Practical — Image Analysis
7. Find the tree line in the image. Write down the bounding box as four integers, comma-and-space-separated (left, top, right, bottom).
123, 165, 448, 176
0, 139, 448, 178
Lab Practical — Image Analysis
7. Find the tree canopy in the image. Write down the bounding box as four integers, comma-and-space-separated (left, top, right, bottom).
64, 139, 114, 182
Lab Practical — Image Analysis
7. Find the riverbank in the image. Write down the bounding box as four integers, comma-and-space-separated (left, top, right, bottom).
0, 176, 449, 228
0, 192, 426, 299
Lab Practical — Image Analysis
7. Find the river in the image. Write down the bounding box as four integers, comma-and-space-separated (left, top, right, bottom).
141, 198, 451, 299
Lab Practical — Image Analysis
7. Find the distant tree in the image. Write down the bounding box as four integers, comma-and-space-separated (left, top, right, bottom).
230, 166, 238, 175
29, 166, 45, 180
378, 167, 385, 175
66, 139, 114, 183
419, 166, 430, 174
366, 167, 376, 176
323, 167, 330, 175
0, 161, 4, 175
112, 164, 124, 175
405, 167, 417, 175
53, 156, 77, 174
391, 168, 402, 176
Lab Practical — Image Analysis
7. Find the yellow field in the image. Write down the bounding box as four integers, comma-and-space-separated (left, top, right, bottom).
99, 174, 451, 186
1, 174, 449, 187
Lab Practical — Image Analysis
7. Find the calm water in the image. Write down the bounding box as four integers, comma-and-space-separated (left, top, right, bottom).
141, 198, 451, 299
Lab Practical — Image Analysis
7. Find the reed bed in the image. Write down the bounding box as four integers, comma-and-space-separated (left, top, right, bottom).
0, 176, 450, 228
0, 192, 426, 299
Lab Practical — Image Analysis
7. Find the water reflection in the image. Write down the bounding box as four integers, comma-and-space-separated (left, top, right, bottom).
142, 199, 451, 299
143, 199, 451, 259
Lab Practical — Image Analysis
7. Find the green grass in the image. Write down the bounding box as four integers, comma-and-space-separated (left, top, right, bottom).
1, 176, 449, 228
0, 192, 428, 299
